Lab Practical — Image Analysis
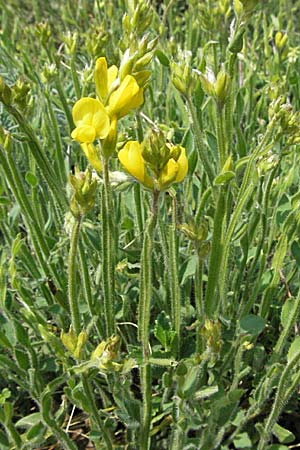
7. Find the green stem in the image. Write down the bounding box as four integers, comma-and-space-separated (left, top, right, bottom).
101, 156, 115, 338
169, 194, 181, 356
204, 185, 227, 318
0, 147, 63, 290
70, 55, 81, 100
138, 190, 159, 450
44, 89, 67, 186
195, 252, 204, 353
225, 53, 237, 153
79, 242, 103, 338
5, 105, 67, 212
68, 216, 82, 335
258, 348, 300, 449
216, 104, 227, 168
81, 374, 113, 450
187, 96, 215, 186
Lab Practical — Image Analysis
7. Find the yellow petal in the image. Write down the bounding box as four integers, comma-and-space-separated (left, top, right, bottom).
175, 147, 188, 182
72, 97, 107, 125
71, 125, 96, 143
108, 75, 142, 118
92, 109, 110, 139
158, 159, 179, 190
107, 65, 118, 89
118, 141, 145, 183
95, 57, 108, 100
81, 143, 102, 172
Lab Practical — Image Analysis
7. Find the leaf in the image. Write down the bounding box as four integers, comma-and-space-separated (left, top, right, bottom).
16, 412, 43, 428
239, 315, 265, 335
273, 423, 295, 444
233, 432, 252, 449
193, 385, 218, 400
281, 297, 296, 328
154, 311, 176, 350
25, 171, 38, 187
181, 255, 197, 285
214, 171, 235, 186
287, 336, 300, 363
155, 49, 170, 67
291, 241, 300, 266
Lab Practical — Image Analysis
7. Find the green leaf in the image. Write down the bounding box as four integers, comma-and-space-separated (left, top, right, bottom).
239, 314, 265, 335
281, 297, 296, 328
291, 241, 300, 266
154, 311, 176, 350
287, 336, 300, 363
155, 49, 170, 67
16, 412, 43, 428
193, 385, 218, 399
26, 421, 46, 441
214, 171, 235, 186
25, 171, 38, 187
233, 432, 252, 449
273, 423, 295, 444
267, 445, 289, 450
181, 255, 197, 285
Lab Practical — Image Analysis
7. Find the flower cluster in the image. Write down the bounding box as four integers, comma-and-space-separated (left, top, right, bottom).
71, 57, 144, 169
118, 130, 188, 191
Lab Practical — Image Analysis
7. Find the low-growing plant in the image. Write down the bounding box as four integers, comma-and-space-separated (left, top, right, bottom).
1, 0, 300, 449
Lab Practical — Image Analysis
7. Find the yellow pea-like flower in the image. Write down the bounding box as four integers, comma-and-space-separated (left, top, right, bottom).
80, 143, 102, 172
118, 141, 153, 189
71, 97, 110, 143
107, 75, 144, 119
174, 147, 188, 182
158, 146, 188, 190
94, 57, 118, 101
158, 158, 179, 190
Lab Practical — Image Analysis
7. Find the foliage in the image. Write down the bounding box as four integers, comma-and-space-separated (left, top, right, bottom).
1, 0, 300, 448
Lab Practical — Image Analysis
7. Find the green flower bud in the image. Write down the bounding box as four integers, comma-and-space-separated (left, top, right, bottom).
214, 71, 231, 107
229, 27, 245, 54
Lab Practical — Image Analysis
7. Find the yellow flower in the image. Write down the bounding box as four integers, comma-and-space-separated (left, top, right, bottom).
174, 147, 188, 182
158, 146, 188, 190
118, 141, 153, 189
94, 57, 118, 101
95, 57, 143, 119
108, 75, 144, 118
71, 97, 110, 143
80, 143, 102, 172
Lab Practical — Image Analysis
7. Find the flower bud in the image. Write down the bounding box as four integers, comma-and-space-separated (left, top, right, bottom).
214, 71, 231, 108
275, 31, 288, 50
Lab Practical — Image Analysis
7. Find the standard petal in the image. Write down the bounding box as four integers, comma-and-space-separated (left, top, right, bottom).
71, 125, 96, 143
72, 98, 106, 125
95, 57, 108, 100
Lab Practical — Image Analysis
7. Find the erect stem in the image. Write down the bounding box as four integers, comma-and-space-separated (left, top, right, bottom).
204, 185, 227, 318
101, 155, 115, 338
187, 96, 215, 186
169, 193, 181, 357
138, 190, 159, 450
68, 216, 82, 335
